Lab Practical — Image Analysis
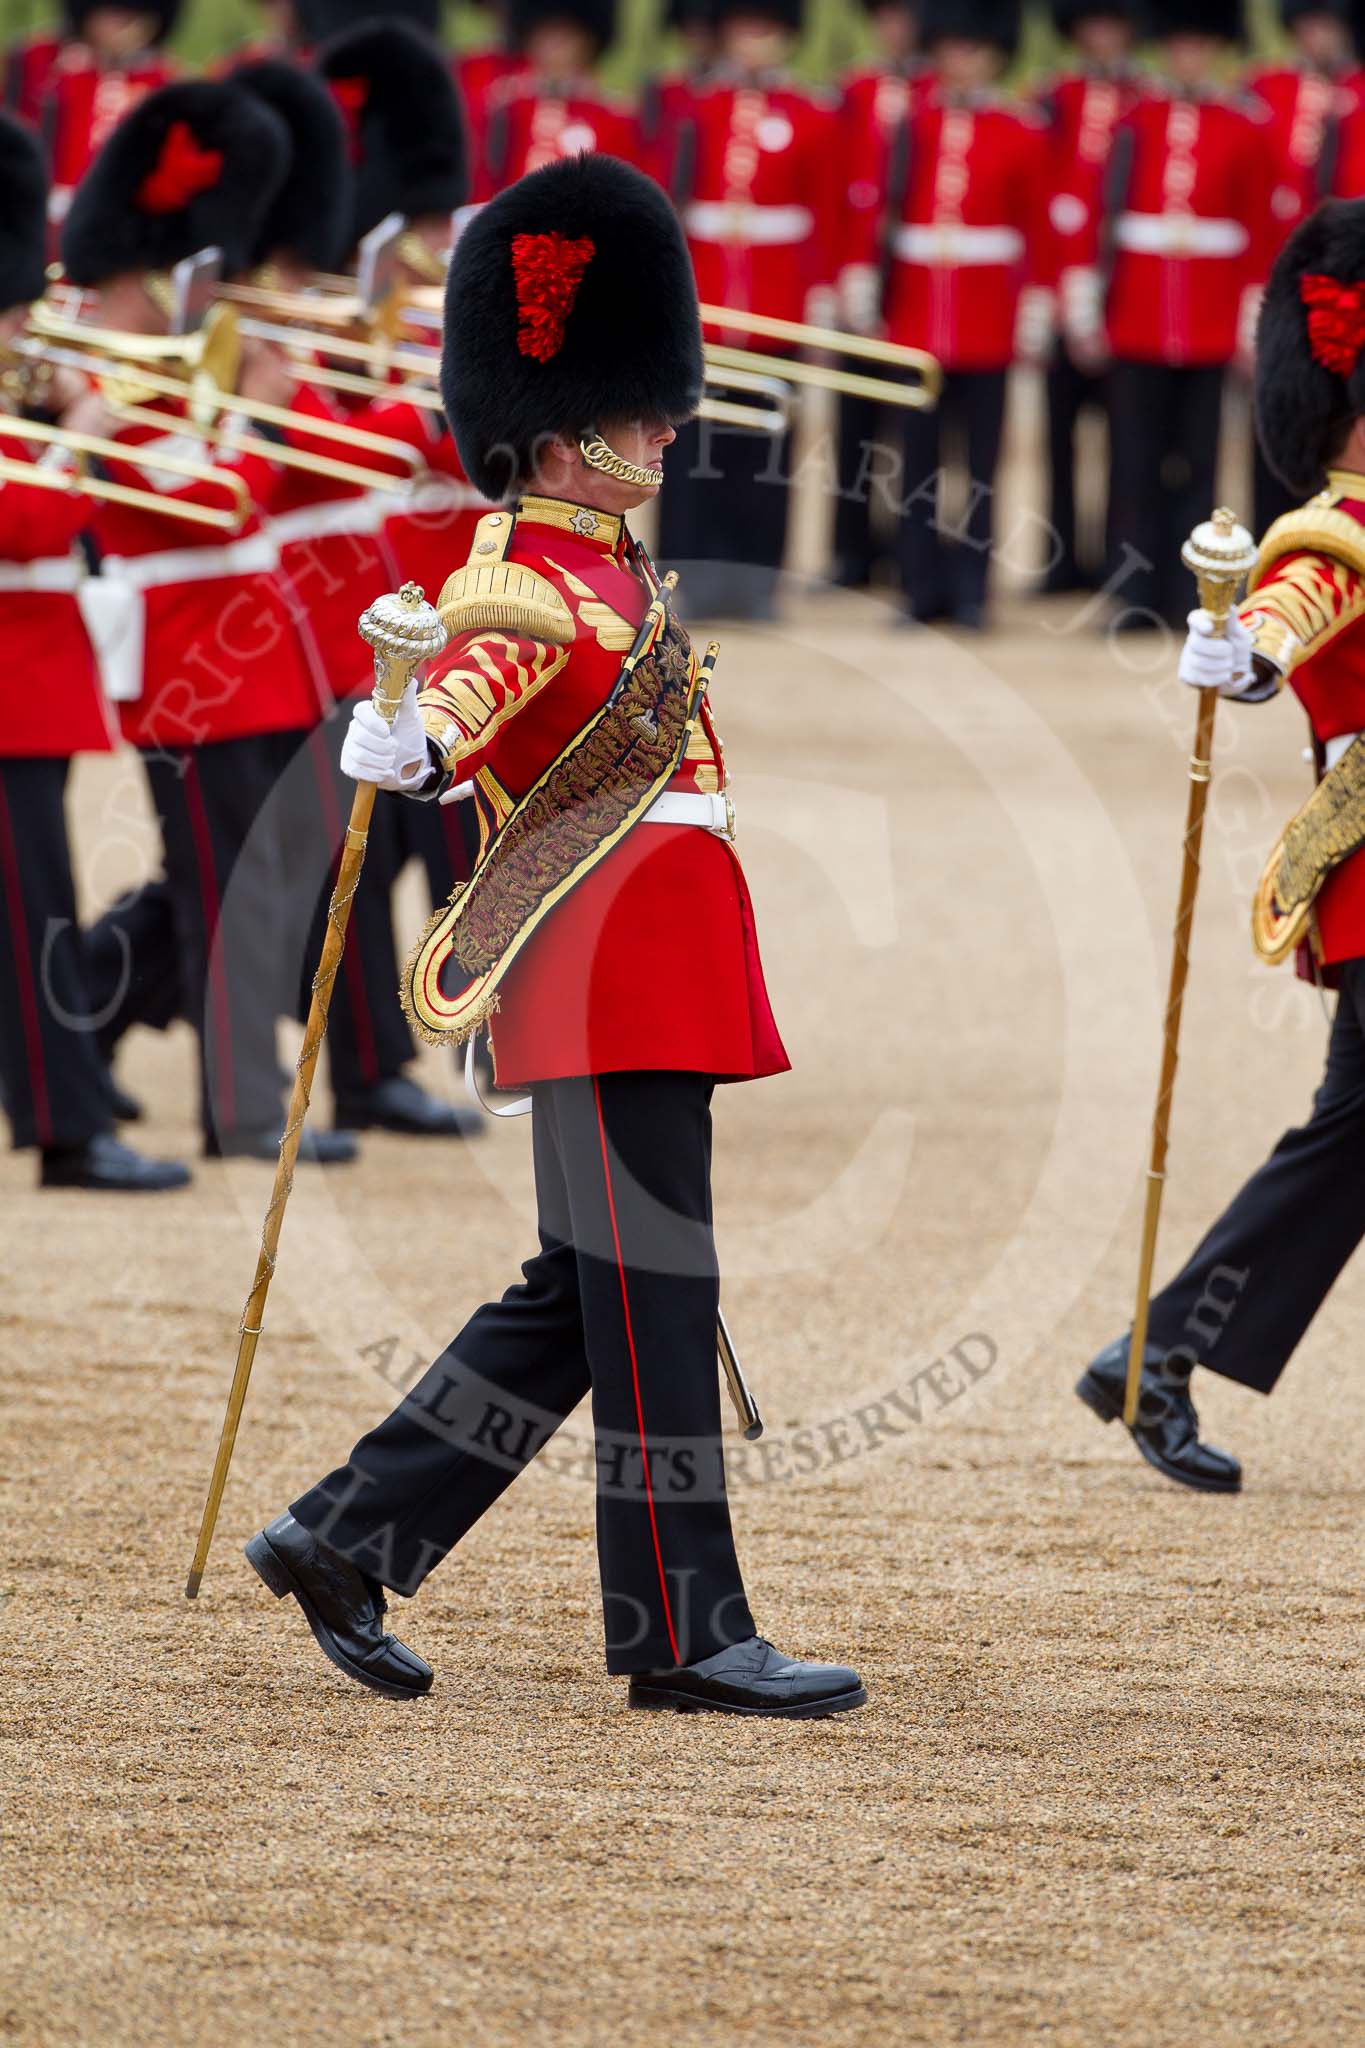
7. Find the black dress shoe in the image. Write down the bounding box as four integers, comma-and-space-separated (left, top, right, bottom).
1076, 1335, 1242, 1493
40, 1132, 191, 1192
334, 1074, 482, 1138
245, 1512, 433, 1701
205, 1126, 359, 1164
629, 1636, 867, 1718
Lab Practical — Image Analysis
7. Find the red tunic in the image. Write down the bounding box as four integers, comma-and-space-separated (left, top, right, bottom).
455, 45, 527, 198
2, 31, 61, 124
840, 59, 935, 270
415, 496, 789, 1086
0, 433, 115, 758
1100, 87, 1273, 366
89, 411, 321, 749
857, 88, 1047, 371
476, 76, 639, 202
363, 393, 496, 621
42, 49, 177, 218
1246, 63, 1345, 252
678, 77, 841, 332
1035, 65, 1145, 291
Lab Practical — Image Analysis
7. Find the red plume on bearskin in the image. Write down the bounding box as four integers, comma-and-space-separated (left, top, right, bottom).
1299, 274, 1365, 378
136, 120, 224, 214
511, 233, 597, 362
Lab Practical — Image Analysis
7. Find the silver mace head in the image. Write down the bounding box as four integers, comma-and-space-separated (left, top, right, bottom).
358, 581, 450, 666
1182, 507, 1259, 619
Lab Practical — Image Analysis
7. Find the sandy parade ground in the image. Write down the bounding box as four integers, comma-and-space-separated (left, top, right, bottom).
2, 464, 1363, 2043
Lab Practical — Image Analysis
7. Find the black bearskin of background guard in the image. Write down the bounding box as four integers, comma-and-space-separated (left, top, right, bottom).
234, 59, 353, 273
315, 20, 467, 252
0, 114, 50, 313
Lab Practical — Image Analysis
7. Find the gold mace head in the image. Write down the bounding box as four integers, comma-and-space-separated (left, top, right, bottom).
359, 583, 449, 663
1181, 505, 1258, 626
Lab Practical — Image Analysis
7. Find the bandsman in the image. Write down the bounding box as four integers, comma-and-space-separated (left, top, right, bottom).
1078, 197, 1365, 1490
0, 110, 187, 1192
245, 152, 865, 1719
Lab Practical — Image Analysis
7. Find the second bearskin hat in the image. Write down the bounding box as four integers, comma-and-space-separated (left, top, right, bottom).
1281, 0, 1349, 23
234, 58, 352, 271
1256, 198, 1365, 496
64, 0, 183, 39
315, 20, 467, 251
1145, 0, 1245, 39
920, 0, 1021, 57
0, 114, 48, 314
708, 0, 804, 29
508, 0, 620, 53
296, 0, 443, 37
442, 153, 702, 502
1051, 0, 1137, 33
61, 80, 291, 287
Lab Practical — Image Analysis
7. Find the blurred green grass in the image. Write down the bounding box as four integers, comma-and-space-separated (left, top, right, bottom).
0, 0, 1296, 88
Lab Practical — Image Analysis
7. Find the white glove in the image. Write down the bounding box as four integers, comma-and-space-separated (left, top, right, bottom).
1178, 608, 1256, 697
339, 680, 432, 790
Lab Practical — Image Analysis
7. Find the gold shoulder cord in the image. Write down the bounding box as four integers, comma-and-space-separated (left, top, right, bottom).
1250, 501, 1365, 591
438, 510, 575, 646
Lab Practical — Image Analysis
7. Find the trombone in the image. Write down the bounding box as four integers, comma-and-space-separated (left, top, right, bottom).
700, 303, 943, 411
0, 414, 250, 530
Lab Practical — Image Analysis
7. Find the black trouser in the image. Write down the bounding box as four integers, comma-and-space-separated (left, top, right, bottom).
291, 1070, 755, 1674
1107, 360, 1225, 628
656, 417, 792, 618
0, 756, 113, 1152
898, 367, 1008, 621
87, 735, 284, 1145
834, 379, 902, 586
1146, 958, 1365, 1394
263, 708, 414, 1102
1045, 352, 1107, 590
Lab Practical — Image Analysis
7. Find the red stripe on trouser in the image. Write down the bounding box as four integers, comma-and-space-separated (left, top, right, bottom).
181, 756, 236, 1134
309, 727, 378, 1084
592, 1076, 681, 1667
0, 775, 53, 1148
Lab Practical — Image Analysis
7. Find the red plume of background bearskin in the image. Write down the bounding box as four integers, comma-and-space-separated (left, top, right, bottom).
314, 20, 467, 253
442, 153, 702, 503
0, 113, 49, 314
61, 80, 291, 286
233, 58, 353, 272
1255, 197, 1365, 497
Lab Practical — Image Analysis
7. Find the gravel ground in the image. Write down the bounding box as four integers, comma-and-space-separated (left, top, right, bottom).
2, 586, 1361, 2048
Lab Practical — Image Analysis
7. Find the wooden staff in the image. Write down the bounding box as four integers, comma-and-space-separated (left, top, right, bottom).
1123, 510, 1259, 1426
185, 584, 448, 1599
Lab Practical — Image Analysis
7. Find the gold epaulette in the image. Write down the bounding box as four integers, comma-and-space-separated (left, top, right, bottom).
1250, 502, 1365, 593
437, 511, 574, 646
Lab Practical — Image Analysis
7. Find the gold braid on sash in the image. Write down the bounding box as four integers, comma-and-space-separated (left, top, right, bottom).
1253, 736, 1365, 963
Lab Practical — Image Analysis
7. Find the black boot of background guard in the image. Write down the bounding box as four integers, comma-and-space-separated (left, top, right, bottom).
245, 1513, 433, 1700
629, 1637, 867, 1718
1076, 1335, 1243, 1494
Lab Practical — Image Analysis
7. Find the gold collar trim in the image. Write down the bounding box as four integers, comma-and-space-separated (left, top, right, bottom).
1325, 469, 1365, 498
516, 494, 623, 550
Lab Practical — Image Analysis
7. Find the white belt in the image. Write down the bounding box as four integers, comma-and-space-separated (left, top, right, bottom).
642, 789, 735, 838
893, 223, 1024, 266
1325, 732, 1360, 771
684, 200, 814, 246
269, 491, 394, 547
402, 475, 497, 515
98, 532, 280, 591
0, 554, 84, 593
1114, 212, 1249, 258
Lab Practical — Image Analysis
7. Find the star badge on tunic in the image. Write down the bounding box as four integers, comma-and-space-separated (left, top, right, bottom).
570, 507, 600, 538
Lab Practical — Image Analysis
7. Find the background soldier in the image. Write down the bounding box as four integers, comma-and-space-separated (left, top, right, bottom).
245, 152, 865, 1720
476, 0, 636, 202
38, 2, 182, 228
1078, 196, 1365, 1490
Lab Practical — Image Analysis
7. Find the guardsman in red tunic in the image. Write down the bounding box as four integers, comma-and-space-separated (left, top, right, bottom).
245, 155, 866, 1720
452, 0, 526, 211
637, 0, 719, 189
1035, 1, 1142, 595
475, 0, 637, 204
1074, 0, 1272, 630
843, 0, 1045, 628
1078, 198, 1365, 1490
38, 3, 181, 229
1246, 1, 1357, 531
833, 0, 933, 589
0, 112, 188, 1191
659, 0, 840, 619
61, 82, 357, 1165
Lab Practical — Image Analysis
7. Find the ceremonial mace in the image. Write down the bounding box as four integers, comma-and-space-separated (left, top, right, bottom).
185, 584, 448, 1599
1122, 509, 1259, 1427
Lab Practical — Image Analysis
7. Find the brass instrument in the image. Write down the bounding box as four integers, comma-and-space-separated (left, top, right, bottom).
700, 301, 943, 396
704, 340, 936, 411
0, 413, 251, 529
101, 396, 417, 496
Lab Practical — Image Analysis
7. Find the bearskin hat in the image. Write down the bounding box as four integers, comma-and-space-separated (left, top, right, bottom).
1255, 198, 1365, 496
507, 0, 620, 55
0, 114, 49, 314
64, 0, 183, 41
1145, 0, 1245, 40
234, 59, 352, 271
61, 81, 291, 287
920, 0, 1021, 56
296, 0, 443, 37
1051, 0, 1137, 35
708, 0, 803, 29
1281, 0, 1349, 25
442, 153, 702, 503
315, 20, 466, 251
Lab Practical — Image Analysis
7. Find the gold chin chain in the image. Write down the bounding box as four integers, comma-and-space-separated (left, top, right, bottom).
579, 431, 663, 490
